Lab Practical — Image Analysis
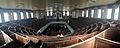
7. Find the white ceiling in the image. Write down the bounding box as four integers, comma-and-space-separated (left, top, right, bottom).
33, 0, 118, 10
69, 0, 118, 9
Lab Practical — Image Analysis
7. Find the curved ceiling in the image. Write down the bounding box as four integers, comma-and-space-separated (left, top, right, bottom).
70, 0, 118, 9
32, 0, 119, 10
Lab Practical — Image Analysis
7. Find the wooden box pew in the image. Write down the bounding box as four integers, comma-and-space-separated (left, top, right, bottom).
0, 24, 10, 31
71, 27, 120, 48
69, 37, 96, 48
9, 33, 41, 48
97, 27, 120, 43
72, 27, 87, 36
28, 35, 82, 48
98, 21, 119, 36
47, 35, 82, 42
27, 28, 36, 35
73, 23, 96, 35
19, 35, 42, 48
19, 27, 29, 35
1, 40, 24, 48
24, 27, 33, 35
2, 32, 31, 48
100, 23, 110, 32
84, 26, 91, 32
29, 35, 50, 42
29, 29, 37, 35
13, 24, 37, 35
63, 35, 82, 41
21, 40, 35, 48
12, 33, 30, 45
65, 37, 120, 48
43, 37, 82, 48
29, 34, 81, 42
79, 32, 98, 41
94, 37, 120, 48
15, 26, 24, 34
64, 30, 103, 48
63, 38, 82, 46
91, 25, 101, 32
84, 24, 96, 34
71, 32, 80, 36
23, 26, 37, 35
9, 27, 23, 35
8, 27, 16, 33
73, 27, 87, 35
42, 32, 98, 48
0, 30, 22, 48
73, 26, 96, 36
32, 40, 42, 48
0, 31, 6, 46
41, 33, 97, 48
80, 26, 92, 35
22, 27, 31, 35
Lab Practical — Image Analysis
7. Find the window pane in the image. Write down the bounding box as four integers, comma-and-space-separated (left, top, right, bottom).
107, 9, 112, 19
91, 10, 94, 18
50, 11, 53, 16
47, 11, 49, 16
98, 9, 101, 18
0, 14, 2, 23
114, 7, 119, 20
31, 12, 34, 18
26, 12, 29, 18
13, 12, 18, 20
86, 10, 88, 17
63, 11, 65, 16
67, 11, 69, 16
4, 12, 9, 22
20, 12, 24, 19
82, 11, 85, 17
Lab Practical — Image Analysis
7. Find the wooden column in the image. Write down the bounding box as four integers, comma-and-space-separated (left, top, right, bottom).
88, 9, 92, 18
16, 11, 21, 20
33, 11, 36, 18
84, 10, 86, 18
8, 10, 14, 21
118, 5, 120, 20
23, 11, 27, 19
49, 11, 51, 16
101, 6, 108, 19
0, 10, 5, 22
94, 8, 98, 18
111, 6, 115, 20
28, 11, 32, 18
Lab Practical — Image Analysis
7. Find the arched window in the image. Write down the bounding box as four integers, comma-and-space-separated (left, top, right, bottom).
67, 11, 69, 16
13, 12, 18, 20
114, 7, 119, 20
82, 11, 85, 17
98, 9, 101, 18
31, 12, 34, 18
91, 10, 94, 18
107, 9, 112, 19
0, 14, 2, 23
26, 12, 29, 19
86, 10, 88, 17
50, 11, 53, 16
63, 11, 65, 16
47, 11, 49, 16
20, 12, 24, 19
3, 12, 9, 22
